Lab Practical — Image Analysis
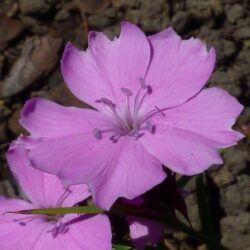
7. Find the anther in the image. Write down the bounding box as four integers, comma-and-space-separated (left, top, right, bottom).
93, 128, 102, 140
139, 77, 147, 89
96, 98, 115, 108
121, 88, 132, 96
146, 85, 152, 94
146, 121, 155, 134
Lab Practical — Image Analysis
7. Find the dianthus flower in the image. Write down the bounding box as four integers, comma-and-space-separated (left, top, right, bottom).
20, 22, 243, 210
0, 140, 112, 250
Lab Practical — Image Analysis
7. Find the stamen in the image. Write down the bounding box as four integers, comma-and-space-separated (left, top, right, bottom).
110, 135, 122, 143
145, 121, 155, 134
49, 218, 68, 238
55, 188, 72, 207
96, 98, 115, 109
139, 77, 147, 89
121, 87, 133, 128
13, 215, 43, 226
140, 106, 166, 124
154, 106, 165, 117
93, 78, 162, 142
147, 85, 152, 94
121, 88, 132, 96
93, 128, 102, 140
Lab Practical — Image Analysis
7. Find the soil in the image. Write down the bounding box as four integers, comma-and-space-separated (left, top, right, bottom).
0, 0, 249, 249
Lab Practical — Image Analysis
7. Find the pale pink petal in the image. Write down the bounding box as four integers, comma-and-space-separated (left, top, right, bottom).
128, 216, 164, 250
27, 134, 166, 210
0, 197, 48, 250
29, 214, 112, 250
7, 141, 90, 208
27, 133, 113, 183
140, 124, 223, 175
0, 198, 111, 250
20, 97, 111, 138
0, 197, 35, 221
60, 214, 112, 250
61, 22, 150, 110
161, 87, 244, 147
143, 28, 216, 111
88, 137, 166, 210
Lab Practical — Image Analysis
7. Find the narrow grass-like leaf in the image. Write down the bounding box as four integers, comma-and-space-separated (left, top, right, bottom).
196, 173, 220, 249
112, 244, 131, 250
176, 175, 193, 188
8, 206, 104, 215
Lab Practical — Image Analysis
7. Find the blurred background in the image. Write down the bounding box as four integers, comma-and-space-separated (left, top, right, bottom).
0, 0, 249, 249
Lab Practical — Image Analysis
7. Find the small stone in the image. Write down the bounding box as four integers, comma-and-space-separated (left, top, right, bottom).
125, 9, 140, 25
0, 122, 7, 142
210, 166, 235, 187
171, 11, 192, 33
235, 27, 250, 40
186, 0, 211, 19
220, 212, 250, 234
223, 147, 249, 175
0, 16, 25, 48
220, 175, 250, 215
226, 4, 245, 23
54, 9, 70, 21
138, 1, 170, 33
112, 0, 138, 8
76, 0, 111, 14
0, 180, 16, 197
209, 70, 242, 97
88, 15, 112, 28
221, 231, 250, 250
49, 83, 88, 108
0, 36, 61, 97
19, 0, 50, 14
238, 107, 250, 125
8, 108, 27, 136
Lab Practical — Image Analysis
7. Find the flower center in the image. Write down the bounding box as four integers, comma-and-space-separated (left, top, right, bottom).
93, 78, 165, 143
12, 188, 73, 238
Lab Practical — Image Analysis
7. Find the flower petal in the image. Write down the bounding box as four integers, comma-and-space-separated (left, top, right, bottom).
7, 140, 90, 207
143, 28, 216, 110
0, 197, 48, 250
0, 198, 111, 250
28, 134, 166, 210
61, 21, 151, 110
140, 124, 223, 175
88, 138, 166, 210
20, 97, 110, 138
127, 216, 164, 250
161, 87, 244, 147
61, 214, 112, 250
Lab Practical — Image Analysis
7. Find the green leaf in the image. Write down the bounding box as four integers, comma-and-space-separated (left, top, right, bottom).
176, 175, 193, 188
196, 173, 220, 249
9, 206, 104, 215
112, 244, 131, 250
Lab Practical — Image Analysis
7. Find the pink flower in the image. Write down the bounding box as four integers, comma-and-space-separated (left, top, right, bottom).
20, 22, 244, 210
0, 140, 112, 250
